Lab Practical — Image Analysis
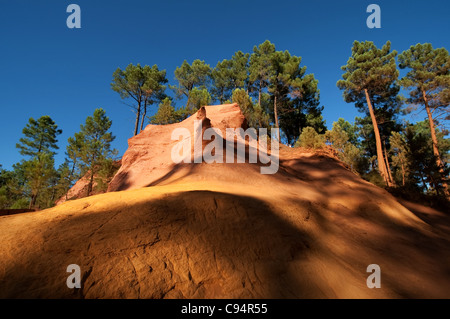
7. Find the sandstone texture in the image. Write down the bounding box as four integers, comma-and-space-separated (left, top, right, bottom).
1, 104, 450, 298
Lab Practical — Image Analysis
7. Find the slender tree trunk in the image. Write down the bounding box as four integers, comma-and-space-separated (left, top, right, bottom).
134, 98, 141, 136
258, 83, 262, 106
29, 193, 37, 209
274, 95, 279, 128
66, 160, 77, 200
87, 170, 94, 197
186, 90, 192, 112
140, 103, 147, 132
401, 162, 405, 187
364, 89, 394, 187
422, 89, 449, 198
383, 141, 394, 185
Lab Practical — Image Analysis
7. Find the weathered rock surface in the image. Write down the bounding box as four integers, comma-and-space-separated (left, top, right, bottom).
108, 104, 246, 192
56, 160, 122, 205
1, 104, 450, 299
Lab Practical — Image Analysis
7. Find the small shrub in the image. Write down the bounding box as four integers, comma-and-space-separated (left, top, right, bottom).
295, 127, 325, 149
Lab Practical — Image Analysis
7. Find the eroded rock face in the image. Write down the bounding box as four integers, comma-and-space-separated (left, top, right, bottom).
4, 103, 450, 299
107, 104, 247, 192
56, 160, 121, 205
2, 148, 450, 298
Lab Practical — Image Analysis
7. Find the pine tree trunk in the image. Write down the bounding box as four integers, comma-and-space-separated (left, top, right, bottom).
186, 90, 192, 112
29, 193, 37, 209
422, 89, 449, 198
67, 161, 77, 200
134, 99, 141, 136
364, 89, 394, 187
401, 162, 405, 187
140, 103, 147, 132
383, 141, 394, 185
87, 171, 94, 197
258, 83, 261, 107
274, 95, 279, 128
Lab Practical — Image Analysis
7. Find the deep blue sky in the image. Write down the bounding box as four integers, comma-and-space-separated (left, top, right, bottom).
1, 0, 449, 170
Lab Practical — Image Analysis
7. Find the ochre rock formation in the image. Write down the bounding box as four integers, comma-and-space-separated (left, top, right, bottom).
1, 104, 450, 298
108, 103, 247, 192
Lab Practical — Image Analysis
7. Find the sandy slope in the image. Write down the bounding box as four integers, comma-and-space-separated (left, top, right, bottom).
1, 147, 450, 298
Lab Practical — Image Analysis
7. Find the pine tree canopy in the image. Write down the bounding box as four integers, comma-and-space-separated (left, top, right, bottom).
16, 116, 62, 157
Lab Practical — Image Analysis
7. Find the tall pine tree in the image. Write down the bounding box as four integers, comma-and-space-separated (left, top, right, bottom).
398, 43, 450, 198
111, 63, 167, 136
15, 116, 61, 208
337, 41, 398, 187
173, 59, 211, 110
68, 108, 117, 196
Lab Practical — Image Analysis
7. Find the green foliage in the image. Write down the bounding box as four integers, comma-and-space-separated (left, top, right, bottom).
67, 108, 118, 196
94, 158, 119, 193
187, 87, 212, 112
337, 41, 400, 187
336, 118, 359, 145
295, 127, 325, 149
0, 165, 28, 209
16, 116, 62, 157
24, 153, 56, 202
249, 40, 276, 103
390, 131, 410, 186
325, 122, 364, 173
173, 59, 211, 98
150, 97, 178, 125
232, 89, 270, 129
210, 52, 249, 104
247, 41, 325, 144
13, 116, 61, 209
336, 40, 401, 144
0, 164, 28, 209
111, 63, 168, 135
229, 51, 250, 90
395, 121, 450, 195
211, 59, 232, 103
364, 170, 386, 188
10, 198, 30, 210
398, 43, 450, 112
337, 40, 398, 102
52, 161, 75, 202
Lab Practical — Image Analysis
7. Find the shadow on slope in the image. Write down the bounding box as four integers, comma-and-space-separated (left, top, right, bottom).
1, 191, 317, 299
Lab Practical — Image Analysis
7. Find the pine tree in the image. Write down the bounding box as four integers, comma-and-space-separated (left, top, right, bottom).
390, 131, 410, 187
269, 50, 301, 128
150, 97, 178, 125
337, 41, 398, 187
229, 51, 249, 91
232, 88, 270, 129
270, 51, 324, 144
69, 108, 118, 196
184, 87, 212, 115
211, 59, 233, 103
111, 63, 168, 136
16, 116, 62, 157
398, 43, 450, 198
15, 116, 61, 208
335, 118, 360, 146
249, 41, 276, 107
173, 59, 211, 110
295, 127, 325, 149
326, 122, 364, 173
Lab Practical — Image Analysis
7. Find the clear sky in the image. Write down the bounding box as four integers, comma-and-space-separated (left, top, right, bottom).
0, 0, 449, 170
